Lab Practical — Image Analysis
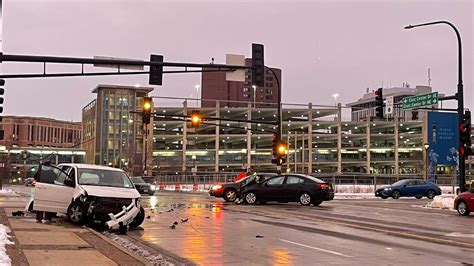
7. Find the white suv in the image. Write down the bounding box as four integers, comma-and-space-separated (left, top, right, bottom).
26, 163, 144, 230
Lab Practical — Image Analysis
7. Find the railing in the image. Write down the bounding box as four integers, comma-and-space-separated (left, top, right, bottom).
150, 172, 472, 187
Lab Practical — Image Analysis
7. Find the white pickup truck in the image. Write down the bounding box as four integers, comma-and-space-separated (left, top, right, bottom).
26, 163, 145, 230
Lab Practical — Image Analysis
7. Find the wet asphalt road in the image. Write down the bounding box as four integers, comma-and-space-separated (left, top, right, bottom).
131, 192, 474, 266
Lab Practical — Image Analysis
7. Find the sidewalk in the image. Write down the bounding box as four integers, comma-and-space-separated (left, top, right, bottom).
1, 208, 146, 266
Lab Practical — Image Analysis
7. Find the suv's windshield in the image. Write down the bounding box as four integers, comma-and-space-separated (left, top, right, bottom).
78, 168, 134, 188
131, 177, 145, 184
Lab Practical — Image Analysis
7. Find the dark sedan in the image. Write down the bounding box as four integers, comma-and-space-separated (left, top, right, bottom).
131, 176, 156, 196
241, 174, 334, 206
209, 173, 276, 202
375, 179, 441, 199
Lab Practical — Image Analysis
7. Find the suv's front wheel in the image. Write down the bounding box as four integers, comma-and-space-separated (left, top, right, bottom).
129, 206, 145, 228
67, 202, 87, 225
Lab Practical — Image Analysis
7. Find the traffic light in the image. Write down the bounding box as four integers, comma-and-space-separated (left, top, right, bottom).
411, 111, 419, 121
30, 167, 37, 173
142, 97, 152, 124
190, 110, 202, 128
375, 88, 383, 119
272, 134, 278, 158
460, 110, 472, 156
149, 54, 164, 86
0, 79, 4, 140
272, 138, 288, 166
252, 43, 265, 87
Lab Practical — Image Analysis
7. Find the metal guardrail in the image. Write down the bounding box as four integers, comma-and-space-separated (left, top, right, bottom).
150, 172, 472, 186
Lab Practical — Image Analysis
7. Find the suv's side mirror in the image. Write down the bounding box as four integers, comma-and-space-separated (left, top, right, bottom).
64, 179, 75, 187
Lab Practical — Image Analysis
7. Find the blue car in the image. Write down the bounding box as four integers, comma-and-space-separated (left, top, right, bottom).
375, 179, 442, 199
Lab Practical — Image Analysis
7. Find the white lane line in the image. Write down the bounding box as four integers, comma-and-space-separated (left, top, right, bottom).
279, 239, 353, 258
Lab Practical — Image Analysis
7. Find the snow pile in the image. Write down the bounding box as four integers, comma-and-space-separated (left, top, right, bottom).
103, 232, 174, 265
0, 190, 19, 197
0, 224, 13, 265
425, 195, 456, 210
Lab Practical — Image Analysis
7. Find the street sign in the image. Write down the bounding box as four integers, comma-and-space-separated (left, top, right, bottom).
402, 92, 438, 109
386, 96, 394, 115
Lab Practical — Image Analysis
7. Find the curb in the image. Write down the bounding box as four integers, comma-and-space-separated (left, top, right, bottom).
86, 227, 150, 266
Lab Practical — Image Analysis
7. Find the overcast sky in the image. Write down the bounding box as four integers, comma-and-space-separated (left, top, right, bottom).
2, 0, 473, 121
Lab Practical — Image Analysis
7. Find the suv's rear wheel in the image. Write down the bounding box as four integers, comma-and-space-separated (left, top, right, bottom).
67, 202, 86, 225
129, 206, 145, 228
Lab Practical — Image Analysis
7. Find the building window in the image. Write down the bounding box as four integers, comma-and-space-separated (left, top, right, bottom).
265, 95, 273, 101
243, 94, 251, 99
243, 87, 250, 92
266, 89, 273, 94
266, 83, 273, 87
266, 76, 273, 81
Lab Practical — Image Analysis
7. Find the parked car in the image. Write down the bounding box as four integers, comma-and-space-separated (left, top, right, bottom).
375, 179, 441, 199
241, 174, 334, 206
131, 176, 156, 196
25, 163, 145, 230
454, 189, 474, 216
209, 173, 276, 202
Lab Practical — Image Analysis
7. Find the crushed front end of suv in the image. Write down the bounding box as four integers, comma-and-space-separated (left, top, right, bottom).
26, 163, 145, 231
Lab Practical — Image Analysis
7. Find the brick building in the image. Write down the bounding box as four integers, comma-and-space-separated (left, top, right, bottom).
0, 116, 82, 148
201, 58, 281, 108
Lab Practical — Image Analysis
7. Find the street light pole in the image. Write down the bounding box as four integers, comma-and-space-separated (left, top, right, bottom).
424, 143, 430, 180
404, 21, 466, 192
252, 85, 257, 108
195, 85, 200, 107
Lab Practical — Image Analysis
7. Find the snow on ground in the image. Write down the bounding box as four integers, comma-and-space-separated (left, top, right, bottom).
0, 224, 13, 266
0, 190, 19, 197
425, 195, 456, 210
103, 232, 174, 265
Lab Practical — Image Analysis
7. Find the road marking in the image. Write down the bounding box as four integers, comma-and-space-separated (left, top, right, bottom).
279, 239, 352, 258
445, 232, 474, 238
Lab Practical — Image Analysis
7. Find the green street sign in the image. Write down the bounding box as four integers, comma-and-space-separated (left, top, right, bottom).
402, 92, 438, 109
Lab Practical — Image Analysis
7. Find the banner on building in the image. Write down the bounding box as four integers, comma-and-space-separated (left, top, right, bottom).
427, 112, 459, 181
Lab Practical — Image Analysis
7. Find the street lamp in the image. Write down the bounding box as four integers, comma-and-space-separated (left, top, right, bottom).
252, 85, 257, 108
405, 21, 465, 191
241, 149, 247, 170
332, 93, 339, 106
194, 85, 200, 107
424, 143, 430, 180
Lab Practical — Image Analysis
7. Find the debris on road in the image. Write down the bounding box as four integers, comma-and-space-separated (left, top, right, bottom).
146, 215, 151, 219
173, 221, 178, 225
255, 235, 264, 238
180, 218, 188, 223
11, 211, 24, 217
169, 224, 176, 229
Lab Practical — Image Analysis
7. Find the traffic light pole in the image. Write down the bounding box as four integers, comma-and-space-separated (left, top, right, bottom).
265, 67, 282, 139
405, 21, 466, 192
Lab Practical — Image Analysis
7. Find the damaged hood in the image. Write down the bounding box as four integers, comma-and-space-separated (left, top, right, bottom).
80, 185, 140, 199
